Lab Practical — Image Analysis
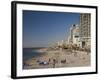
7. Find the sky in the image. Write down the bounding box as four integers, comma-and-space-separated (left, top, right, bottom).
23, 10, 80, 48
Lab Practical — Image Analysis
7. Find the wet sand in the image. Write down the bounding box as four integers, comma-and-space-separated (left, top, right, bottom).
23, 48, 90, 69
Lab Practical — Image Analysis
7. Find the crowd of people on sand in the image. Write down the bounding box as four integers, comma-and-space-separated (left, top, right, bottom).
35, 47, 90, 68
36, 57, 67, 68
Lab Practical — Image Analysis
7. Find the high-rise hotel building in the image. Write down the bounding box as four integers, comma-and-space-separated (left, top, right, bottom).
80, 13, 91, 48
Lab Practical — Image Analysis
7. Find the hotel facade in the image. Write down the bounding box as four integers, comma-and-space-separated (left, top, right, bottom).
80, 13, 91, 48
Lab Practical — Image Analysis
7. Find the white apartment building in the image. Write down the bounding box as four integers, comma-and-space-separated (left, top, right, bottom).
72, 25, 80, 47
67, 24, 80, 47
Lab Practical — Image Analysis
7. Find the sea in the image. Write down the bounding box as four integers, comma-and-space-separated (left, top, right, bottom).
23, 48, 43, 61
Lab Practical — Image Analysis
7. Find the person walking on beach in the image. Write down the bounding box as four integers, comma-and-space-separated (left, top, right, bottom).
53, 59, 56, 68
49, 58, 51, 62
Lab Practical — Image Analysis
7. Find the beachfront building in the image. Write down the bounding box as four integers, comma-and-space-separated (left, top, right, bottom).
67, 24, 75, 44
72, 25, 80, 47
67, 24, 80, 47
80, 13, 91, 48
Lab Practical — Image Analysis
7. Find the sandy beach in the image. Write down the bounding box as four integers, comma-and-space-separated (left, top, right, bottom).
23, 48, 90, 69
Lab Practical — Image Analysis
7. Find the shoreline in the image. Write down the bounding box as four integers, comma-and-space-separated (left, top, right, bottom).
35, 48, 48, 53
